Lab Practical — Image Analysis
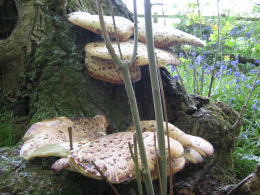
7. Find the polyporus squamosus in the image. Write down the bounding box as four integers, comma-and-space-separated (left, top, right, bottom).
68, 12, 134, 41
84, 40, 180, 83
20, 115, 108, 160
86, 54, 141, 84
127, 120, 214, 158
138, 22, 206, 48
52, 131, 185, 184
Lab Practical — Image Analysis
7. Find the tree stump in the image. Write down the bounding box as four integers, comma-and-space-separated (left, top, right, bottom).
0, 0, 242, 194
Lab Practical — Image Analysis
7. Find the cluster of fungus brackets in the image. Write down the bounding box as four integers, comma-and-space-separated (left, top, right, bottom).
68, 11, 205, 84
20, 114, 213, 184
19, 12, 213, 184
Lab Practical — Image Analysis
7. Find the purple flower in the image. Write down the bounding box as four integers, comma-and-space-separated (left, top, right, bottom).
250, 69, 257, 74
240, 132, 248, 139
227, 68, 233, 75
255, 60, 260, 64
247, 84, 251, 88
256, 80, 260, 86
252, 99, 259, 112
229, 97, 235, 106
231, 60, 238, 67
234, 72, 241, 77
188, 64, 193, 69
235, 78, 240, 84
241, 74, 245, 82
195, 55, 203, 65
179, 52, 184, 57
173, 75, 179, 81
170, 65, 176, 72
192, 52, 196, 56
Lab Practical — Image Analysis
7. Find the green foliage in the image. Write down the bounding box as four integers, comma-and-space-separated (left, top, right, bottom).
168, 2, 260, 180
0, 107, 16, 147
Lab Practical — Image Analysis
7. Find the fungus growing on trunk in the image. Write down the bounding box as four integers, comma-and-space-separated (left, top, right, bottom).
68, 12, 134, 41
52, 131, 185, 184
20, 115, 108, 160
138, 22, 206, 48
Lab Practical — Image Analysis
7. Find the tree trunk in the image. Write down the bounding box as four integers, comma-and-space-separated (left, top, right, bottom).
0, 0, 242, 194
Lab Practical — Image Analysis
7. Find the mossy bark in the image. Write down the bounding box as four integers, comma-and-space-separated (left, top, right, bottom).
0, 0, 242, 194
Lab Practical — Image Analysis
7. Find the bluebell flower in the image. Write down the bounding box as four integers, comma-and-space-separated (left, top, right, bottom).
250, 69, 257, 74
240, 132, 248, 139
188, 64, 193, 69
235, 54, 239, 61
255, 80, 259, 86
227, 68, 233, 75
203, 34, 208, 40
229, 97, 235, 106
255, 60, 260, 64
251, 38, 255, 42
234, 72, 241, 77
235, 78, 240, 84
252, 99, 259, 112
247, 83, 251, 88
195, 55, 203, 65
231, 60, 238, 67
179, 52, 184, 57
192, 52, 196, 56
241, 74, 245, 82
173, 75, 179, 81
170, 65, 176, 72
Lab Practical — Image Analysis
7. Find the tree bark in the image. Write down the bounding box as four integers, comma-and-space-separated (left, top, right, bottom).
0, 0, 242, 194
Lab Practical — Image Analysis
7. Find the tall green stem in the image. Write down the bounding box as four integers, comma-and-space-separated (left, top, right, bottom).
96, 0, 154, 194
144, 0, 167, 194
121, 65, 155, 195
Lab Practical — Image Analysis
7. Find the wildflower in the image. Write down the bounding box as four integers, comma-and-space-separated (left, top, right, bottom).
231, 60, 238, 67
256, 80, 259, 86
240, 132, 248, 139
255, 60, 260, 64
234, 72, 241, 77
170, 65, 176, 72
188, 64, 193, 69
179, 52, 184, 57
192, 52, 196, 56
229, 97, 235, 107
235, 78, 240, 84
195, 55, 203, 65
252, 99, 259, 112
227, 68, 233, 75
241, 74, 245, 82
247, 83, 251, 88
249, 69, 257, 74
173, 75, 179, 81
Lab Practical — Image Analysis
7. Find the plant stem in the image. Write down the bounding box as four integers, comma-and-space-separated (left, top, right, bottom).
96, 0, 154, 194
232, 65, 260, 129
208, 0, 220, 97
144, 0, 167, 194
121, 66, 155, 195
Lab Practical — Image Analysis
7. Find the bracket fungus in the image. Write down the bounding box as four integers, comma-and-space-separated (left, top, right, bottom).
68, 12, 134, 41
85, 54, 141, 84
20, 115, 108, 160
52, 131, 185, 183
127, 120, 214, 163
138, 22, 206, 48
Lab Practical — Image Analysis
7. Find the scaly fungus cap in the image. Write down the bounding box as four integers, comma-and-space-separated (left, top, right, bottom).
20, 115, 108, 160
61, 132, 184, 183
85, 40, 180, 67
138, 22, 206, 48
68, 12, 134, 41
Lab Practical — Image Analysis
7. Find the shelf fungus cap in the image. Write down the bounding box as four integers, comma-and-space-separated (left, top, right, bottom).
20, 115, 108, 160
68, 12, 134, 41
138, 22, 206, 48
85, 40, 180, 67
59, 132, 184, 184
85, 54, 141, 84
127, 120, 214, 158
